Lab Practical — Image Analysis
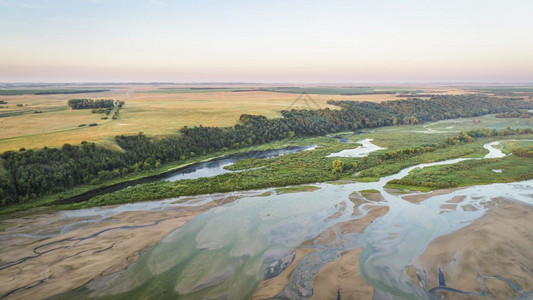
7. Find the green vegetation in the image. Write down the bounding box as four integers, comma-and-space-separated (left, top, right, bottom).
61, 141, 356, 209
387, 154, 533, 191
359, 189, 380, 198
0, 88, 110, 95
68, 99, 115, 109
58, 131, 532, 210
512, 145, 533, 157
275, 185, 320, 194
1, 94, 532, 209
496, 110, 532, 119
0, 106, 67, 118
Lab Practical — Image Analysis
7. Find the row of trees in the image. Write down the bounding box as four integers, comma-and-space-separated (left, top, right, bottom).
1, 95, 532, 205
495, 110, 532, 118
513, 146, 533, 157
68, 99, 115, 109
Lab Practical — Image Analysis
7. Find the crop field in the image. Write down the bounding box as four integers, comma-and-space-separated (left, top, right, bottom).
0, 85, 471, 152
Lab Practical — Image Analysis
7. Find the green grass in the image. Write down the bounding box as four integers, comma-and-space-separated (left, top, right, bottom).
275, 185, 320, 194
498, 140, 533, 154
354, 177, 380, 182
384, 183, 435, 192
366, 115, 533, 146
3, 115, 533, 213
359, 189, 380, 197
55, 138, 361, 209
50, 131, 533, 210
386, 155, 533, 191
355, 140, 487, 180
0, 106, 67, 118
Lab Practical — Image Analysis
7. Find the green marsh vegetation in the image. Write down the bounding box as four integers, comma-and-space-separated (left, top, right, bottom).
387, 153, 533, 191
60, 128, 533, 210
275, 186, 321, 194
1, 95, 532, 211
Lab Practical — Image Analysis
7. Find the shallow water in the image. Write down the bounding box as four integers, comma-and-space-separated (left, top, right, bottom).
165, 144, 317, 182
56, 145, 317, 205
53, 141, 530, 299
326, 138, 385, 158
483, 141, 505, 158
47, 141, 533, 299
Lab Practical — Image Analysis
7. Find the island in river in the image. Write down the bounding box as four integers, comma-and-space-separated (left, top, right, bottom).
1, 125, 532, 299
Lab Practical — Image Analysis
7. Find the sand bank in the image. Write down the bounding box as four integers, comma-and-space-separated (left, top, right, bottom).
0, 195, 241, 299
408, 197, 533, 299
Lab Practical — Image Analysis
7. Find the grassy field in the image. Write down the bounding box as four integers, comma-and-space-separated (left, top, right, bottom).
386, 154, 533, 191
0, 84, 470, 152
0, 87, 111, 95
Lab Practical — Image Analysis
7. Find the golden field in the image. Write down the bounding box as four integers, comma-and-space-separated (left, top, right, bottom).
0, 85, 468, 152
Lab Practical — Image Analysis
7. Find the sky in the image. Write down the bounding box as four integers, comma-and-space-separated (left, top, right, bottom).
0, 0, 532, 83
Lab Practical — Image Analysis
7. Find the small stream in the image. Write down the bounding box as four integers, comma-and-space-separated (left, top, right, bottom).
53, 140, 533, 299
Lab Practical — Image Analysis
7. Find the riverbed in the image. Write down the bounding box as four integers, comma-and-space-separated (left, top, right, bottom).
0, 141, 532, 299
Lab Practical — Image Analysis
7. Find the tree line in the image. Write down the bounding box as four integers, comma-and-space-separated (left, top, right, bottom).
68, 99, 115, 109
1, 95, 532, 205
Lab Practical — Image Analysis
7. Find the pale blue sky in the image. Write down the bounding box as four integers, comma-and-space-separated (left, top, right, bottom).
1, 0, 532, 82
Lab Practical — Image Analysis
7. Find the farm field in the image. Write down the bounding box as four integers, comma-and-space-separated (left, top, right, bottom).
0, 84, 469, 152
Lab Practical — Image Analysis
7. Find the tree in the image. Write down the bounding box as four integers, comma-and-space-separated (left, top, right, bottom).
332, 160, 344, 174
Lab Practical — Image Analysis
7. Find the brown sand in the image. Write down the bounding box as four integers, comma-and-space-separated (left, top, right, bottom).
310, 248, 373, 300
253, 198, 389, 299
401, 187, 465, 203
408, 197, 533, 299
361, 191, 385, 202
252, 247, 315, 300
348, 192, 364, 216
308, 205, 389, 248
446, 195, 466, 204
0, 196, 237, 299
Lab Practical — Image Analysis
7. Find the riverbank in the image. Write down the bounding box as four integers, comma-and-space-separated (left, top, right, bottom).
1, 155, 533, 299
0, 137, 315, 216
50, 135, 532, 211
0, 191, 260, 299
408, 197, 533, 299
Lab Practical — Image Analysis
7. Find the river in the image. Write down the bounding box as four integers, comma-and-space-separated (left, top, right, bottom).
55, 144, 317, 205
46, 140, 533, 299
